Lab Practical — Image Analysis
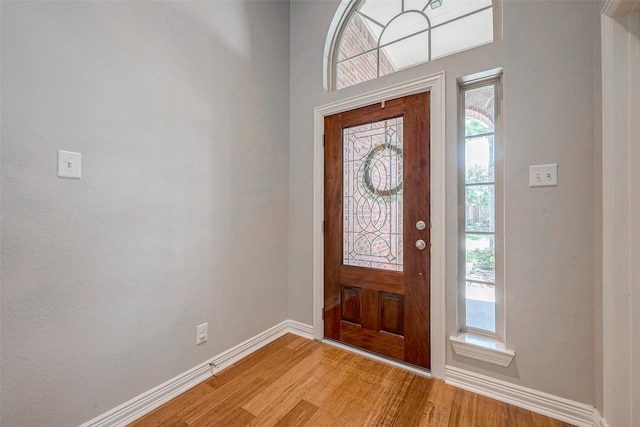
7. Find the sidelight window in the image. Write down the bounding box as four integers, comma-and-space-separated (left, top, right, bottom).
451, 69, 513, 367
461, 79, 499, 335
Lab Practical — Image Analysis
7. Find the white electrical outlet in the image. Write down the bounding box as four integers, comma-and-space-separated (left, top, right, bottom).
529, 164, 558, 187
196, 323, 208, 345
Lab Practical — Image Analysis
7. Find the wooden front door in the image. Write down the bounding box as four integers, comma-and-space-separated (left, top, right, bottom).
324, 92, 430, 369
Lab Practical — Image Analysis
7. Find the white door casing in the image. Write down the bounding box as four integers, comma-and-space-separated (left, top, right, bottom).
312, 73, 446, 378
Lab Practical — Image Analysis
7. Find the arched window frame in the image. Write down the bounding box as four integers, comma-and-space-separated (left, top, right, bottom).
324, 0, 502, 91
323, 0, 359, 91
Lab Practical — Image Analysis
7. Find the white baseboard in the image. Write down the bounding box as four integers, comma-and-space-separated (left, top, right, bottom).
79, 320, 313, 427
283, 319, 314, 340
446, 365, 604, 427
592, 408, 608, 427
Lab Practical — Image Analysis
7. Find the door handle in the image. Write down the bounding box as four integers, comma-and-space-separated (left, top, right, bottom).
415, 239, 426, 250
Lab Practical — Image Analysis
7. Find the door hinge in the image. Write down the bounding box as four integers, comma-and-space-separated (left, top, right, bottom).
322, 134, 325, 147
322, 221, 325, 234
322, 308, 325, 320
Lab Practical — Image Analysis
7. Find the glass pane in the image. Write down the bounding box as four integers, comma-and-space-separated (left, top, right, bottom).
430, 7, 493, 60
465, 281, 496, 332
358, 0, 402, 28
343, 117, 404, 271
379, 12, 429, 46
338, 13, 378, 62
465, 85, 495, 136
380, 32, 429, 74
465, 135, 494, 183
404, 0, 430, 12
427, 0, 492, 27
336, 51, 378, 90
465, 184, 494, 232
465, 234, 495, 283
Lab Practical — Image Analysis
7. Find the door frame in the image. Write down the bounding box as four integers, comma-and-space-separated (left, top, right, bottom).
601, 2, 640, 424
312, 72, 446, 378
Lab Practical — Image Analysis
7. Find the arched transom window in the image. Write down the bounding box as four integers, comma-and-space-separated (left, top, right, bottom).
330, 0, 497, 90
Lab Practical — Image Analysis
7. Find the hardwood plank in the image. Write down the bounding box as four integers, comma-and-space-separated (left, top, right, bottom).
448, 387, 479, 426
245, 368, 316, 425
178, 338, 316, 425
303, 358, 375, 425
128, 382, 215, 426
157, 415, 188, 427
301, 348, 361, 407
207, 334, 306, 390
330, 372, 381, 425
243, 342, 324, 417
419, 400, 451, 426
507, 403, 535, 427
427, 379, 457, 410
286, 335, 311, 350
207, 377, 270, 420
530, 411, 573, 427
366, 368, 415, 426
216, 407, 255, 426
351, 368, 403, 426
174, 376, 265, 425
391, 375, 435, 426
127, 335, 576, 427
189, 407, 255, 427
273, 399, 319, 427
301, 407, 340, 427
476, 394, 510, 427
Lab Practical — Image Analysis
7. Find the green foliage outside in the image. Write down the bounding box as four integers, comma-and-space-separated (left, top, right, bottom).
466, 164, 491, 205
465, 117, 491, 136
466, 165, 493, 231
465, 115, 495, 272
467, 247, 495, 270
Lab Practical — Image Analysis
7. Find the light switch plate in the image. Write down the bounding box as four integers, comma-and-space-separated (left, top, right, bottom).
529, 164, 557, 187
58, 150, 81, 179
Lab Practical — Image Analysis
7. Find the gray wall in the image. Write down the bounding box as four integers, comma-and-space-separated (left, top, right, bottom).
1, 0, 602, 424
289, 0, 599, 405
1, 1, 290, 425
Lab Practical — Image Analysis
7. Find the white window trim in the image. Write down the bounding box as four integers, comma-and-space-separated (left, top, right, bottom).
450, 333, 514, 367
323, 0, 358, 92
451, 68, 514, 367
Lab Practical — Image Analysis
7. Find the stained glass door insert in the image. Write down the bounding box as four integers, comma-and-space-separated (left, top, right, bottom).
343, 117, 404, 271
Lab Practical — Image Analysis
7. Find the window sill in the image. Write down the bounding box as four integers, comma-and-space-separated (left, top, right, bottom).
449, 333, 515, 367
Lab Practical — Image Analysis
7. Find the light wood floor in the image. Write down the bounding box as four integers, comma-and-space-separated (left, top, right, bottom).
129, 334, 574, 426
